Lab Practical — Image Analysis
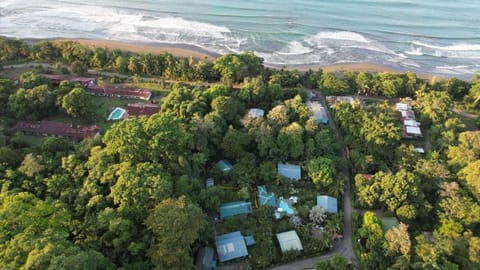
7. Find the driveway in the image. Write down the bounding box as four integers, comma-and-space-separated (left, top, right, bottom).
269, 94, 360, 270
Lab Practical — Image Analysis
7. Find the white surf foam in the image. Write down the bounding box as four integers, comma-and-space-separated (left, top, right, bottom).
411, 40, 480, 59
305, 31, 371, 45
0, 3, 239, 54
435, 65, 476, 75
405, 45, 423, 56
276, 41, 313, 56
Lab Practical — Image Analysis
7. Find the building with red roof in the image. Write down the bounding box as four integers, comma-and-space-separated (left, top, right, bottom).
14, 121, 100, 140
125, 103, 160, 118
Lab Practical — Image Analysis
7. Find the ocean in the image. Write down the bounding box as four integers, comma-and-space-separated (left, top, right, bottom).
1, 0, 479, 78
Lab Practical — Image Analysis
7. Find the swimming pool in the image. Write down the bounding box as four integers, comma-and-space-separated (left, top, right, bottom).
108, 107, 126, 120
279, 200, 294, 215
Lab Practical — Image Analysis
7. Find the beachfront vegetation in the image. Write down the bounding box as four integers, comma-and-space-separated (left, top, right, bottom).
0, 37, 479, 269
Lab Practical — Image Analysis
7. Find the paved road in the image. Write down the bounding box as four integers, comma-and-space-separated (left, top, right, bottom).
269, 94, 360, 270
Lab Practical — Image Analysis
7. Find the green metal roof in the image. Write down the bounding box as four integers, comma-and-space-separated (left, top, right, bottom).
276, 230, 303, 253
379, 217, 400, 233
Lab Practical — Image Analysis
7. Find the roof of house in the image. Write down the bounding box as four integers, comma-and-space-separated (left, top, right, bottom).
316, 195, 338, 214
396, 103, 412, 111
276, 231, 303, 253
14, 121, 100, 140
43, 74, 96, 84
248, 108, 265, 119
215, 231, 248, 262
196, 247, 216, 270
216, 160, 233, 172
244, 236, 256, 246
307, 101, 328, 124
206, 178, 215, 189
278, 163, 301, 180
126, 103, 159, 117
257, 185, 277, 207
404, 119, 420, 127
87, 85, 152, 100
401, 110, 416, 119
414, 147, 425, 154
326, 96, 355, 107
220, 201, 253, 219
405, 126, 422, 136
379, 217, 400, 233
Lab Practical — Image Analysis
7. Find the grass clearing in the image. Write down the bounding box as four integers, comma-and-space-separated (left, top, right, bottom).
16, 135, 44, 148
0, 66, 36, 78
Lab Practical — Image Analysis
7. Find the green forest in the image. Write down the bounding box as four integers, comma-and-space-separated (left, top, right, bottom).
0, 37, 479, 270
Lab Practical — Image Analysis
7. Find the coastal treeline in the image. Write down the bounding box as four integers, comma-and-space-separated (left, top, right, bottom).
2, 37, 480, 111
0, 37, 479, 269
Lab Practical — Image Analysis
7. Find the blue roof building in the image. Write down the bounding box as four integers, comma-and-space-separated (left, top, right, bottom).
278, 163, 301, 180
257, 185, 277, 207
316, 195, 338, 214
215, 231, 248, 262
220, 201, 253, 219
196, 247, 216, 270
216, 160, 233, 172
244, 235, 256, 246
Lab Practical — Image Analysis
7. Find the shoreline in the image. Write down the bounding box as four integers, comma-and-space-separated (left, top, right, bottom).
54, 38, 220, 61
13, 37, 446, 80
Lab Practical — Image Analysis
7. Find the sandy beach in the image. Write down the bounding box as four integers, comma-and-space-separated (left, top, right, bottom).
55, 38, 437, 79
57, 38, 219, 61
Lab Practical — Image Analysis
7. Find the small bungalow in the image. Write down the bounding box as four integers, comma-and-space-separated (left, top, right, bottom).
379, 217, 400, 233
326, 96, 355, 108
216, 160, 233, 172
403, 126, 422, 138
276, 231, 303, 253
396, 102, 412, 111
196, 247, 216, 270
243, 235, 256, 246
307, 101, 328, 124
257, 185, 277, 207
206, 178, 215, 189
215, 231, 249, 262
414, 147, 425, 154
278, 163, 301, 180
247, 108, 265, 119
14, 121, 100, 140
316, 195, 338, 214
220, 201, 253, 219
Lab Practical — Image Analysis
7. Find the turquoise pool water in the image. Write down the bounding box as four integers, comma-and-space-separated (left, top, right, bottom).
108, 107, 126, 120
279, 200, 294, 215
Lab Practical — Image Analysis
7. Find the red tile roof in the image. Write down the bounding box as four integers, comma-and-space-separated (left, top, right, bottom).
87, 85, 152, 100
14, 121, 100, 140
126, 103, 160, 118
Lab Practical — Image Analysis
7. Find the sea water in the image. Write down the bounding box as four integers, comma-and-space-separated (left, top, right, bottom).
1, 0, 479, 78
